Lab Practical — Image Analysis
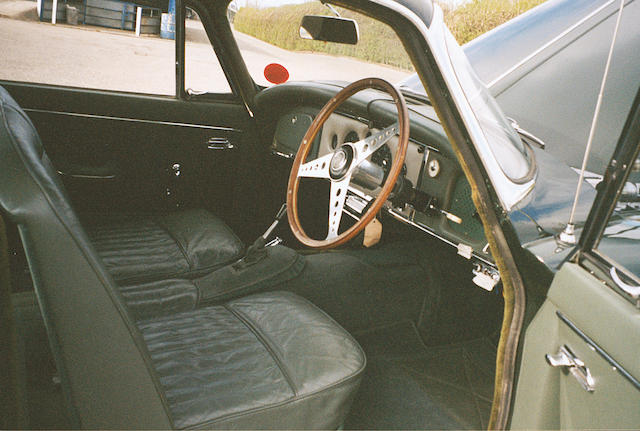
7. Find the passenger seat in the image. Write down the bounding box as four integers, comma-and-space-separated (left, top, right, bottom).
0, 82, 364, 429
84, 209, 244, 285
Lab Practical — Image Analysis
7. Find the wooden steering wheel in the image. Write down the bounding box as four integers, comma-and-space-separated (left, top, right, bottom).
286, 77, 409, 249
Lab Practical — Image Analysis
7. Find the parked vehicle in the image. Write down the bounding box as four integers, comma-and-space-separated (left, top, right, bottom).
0, 0, 638, 429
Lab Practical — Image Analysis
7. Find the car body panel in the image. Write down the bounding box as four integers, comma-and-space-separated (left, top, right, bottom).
509, 147, 596, 266
492, 0, 640, 174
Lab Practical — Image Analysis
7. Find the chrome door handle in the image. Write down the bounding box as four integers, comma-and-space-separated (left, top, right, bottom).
546, 345, 595, 392
207, 137, 235, 150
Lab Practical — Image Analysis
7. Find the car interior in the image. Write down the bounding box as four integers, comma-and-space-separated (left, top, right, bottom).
0, 0, 506, 429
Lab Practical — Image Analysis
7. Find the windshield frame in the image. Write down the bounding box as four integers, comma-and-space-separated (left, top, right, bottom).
421, 5, 536, 210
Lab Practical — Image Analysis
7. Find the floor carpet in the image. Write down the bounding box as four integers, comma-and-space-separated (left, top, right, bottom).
346, 320, 496, 430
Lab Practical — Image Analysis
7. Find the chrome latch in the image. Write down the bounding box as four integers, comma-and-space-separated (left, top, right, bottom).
546, 345, 595, 392
472, 262, 500, 291
207, 137, 235, 150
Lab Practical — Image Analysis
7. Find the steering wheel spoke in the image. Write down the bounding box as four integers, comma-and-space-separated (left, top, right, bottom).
352, 123, 399, 166
327, 178, 350, 240
298, 153, 333, 179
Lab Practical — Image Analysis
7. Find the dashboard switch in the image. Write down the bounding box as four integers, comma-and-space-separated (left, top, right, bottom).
427, 159, 440, 177
472, 263, 500, 291
428, 204, 462, 224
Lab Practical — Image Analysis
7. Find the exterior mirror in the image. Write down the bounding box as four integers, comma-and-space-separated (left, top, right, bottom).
299, 15, 359, 45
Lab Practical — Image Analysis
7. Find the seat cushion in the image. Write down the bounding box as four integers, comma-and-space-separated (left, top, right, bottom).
138, 291, 366, 429
85, 209, 244, 285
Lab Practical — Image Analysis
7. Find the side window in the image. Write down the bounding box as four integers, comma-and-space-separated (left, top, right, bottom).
595, 185, 640, 282
0, 0, 176, 95
184, 8, 232, 94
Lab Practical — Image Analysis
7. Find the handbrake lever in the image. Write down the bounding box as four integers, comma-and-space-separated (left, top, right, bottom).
240, 204, 287, 266
262, 203, 287, 242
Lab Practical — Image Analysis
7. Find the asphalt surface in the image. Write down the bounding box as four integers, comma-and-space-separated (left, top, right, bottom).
1, 2, 410, 95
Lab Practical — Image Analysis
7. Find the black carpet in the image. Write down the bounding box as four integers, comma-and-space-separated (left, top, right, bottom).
347, 320, 496, 430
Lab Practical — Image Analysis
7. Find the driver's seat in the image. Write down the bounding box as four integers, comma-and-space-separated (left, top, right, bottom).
0, 87, 365, 428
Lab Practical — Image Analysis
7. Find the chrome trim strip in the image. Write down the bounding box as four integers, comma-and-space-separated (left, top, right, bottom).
57, 170, 116, 180
387, 207, 494, 267
271, 150, 294, 159
486, 0, 616, 89
557, 311, 640, 391
23, 108, 242, 132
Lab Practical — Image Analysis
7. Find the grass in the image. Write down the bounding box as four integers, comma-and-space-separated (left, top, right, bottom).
234, 0, 547, 71
441, 0, 548, 44
234, 3, 415, 71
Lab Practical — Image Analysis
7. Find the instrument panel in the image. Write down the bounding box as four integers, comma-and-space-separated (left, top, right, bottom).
271, 107, 493, 268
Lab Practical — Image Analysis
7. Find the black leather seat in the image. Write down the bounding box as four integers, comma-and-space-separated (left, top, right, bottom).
140, 291, 365, 429
84, 209, 244, 285
0, 86, 365, 428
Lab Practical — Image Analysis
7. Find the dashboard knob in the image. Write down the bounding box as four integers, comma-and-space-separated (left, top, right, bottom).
428, 159, 440, 178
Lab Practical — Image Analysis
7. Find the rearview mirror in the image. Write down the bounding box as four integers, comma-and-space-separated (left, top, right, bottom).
299, 15, 359, 45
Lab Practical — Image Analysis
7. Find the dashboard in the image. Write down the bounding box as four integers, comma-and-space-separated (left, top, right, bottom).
258, 82, 498, 287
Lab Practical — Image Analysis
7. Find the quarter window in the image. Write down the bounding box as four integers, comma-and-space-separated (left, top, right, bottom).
595, 187, 640, 282
184, 8, 232, 94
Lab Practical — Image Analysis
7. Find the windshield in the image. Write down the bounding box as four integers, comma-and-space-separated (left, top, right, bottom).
231, 1, 413, 88
443, 29, 533, 182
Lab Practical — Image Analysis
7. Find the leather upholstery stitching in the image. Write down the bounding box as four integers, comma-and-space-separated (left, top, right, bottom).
223, 304, 299, 396
154, 216, 194, 270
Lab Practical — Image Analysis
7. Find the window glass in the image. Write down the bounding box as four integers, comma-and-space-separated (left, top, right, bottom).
230, 1, 414, 87
185, 8, 232, 94
0, 1, 175, 95
595, 180, 640, 281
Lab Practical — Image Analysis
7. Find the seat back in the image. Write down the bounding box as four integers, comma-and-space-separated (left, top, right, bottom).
0, 87, 172, 429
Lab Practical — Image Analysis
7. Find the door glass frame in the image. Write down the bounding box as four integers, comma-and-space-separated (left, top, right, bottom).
576, 85, 640, 306
176, 0, 242, 102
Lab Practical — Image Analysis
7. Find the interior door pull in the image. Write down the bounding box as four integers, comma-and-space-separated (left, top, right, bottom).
207, 137, 235, 150
546, 345, 595, 392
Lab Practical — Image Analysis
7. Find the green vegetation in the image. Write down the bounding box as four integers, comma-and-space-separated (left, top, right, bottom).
234, 3, 414, 71
234, 0, 547, 71
441, 0, 547, 44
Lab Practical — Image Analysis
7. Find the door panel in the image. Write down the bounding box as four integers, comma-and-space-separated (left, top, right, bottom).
511, 262, 640, 429
1, 82, 251, 218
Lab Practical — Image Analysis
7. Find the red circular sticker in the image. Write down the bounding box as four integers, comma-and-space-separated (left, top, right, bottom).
264, 63, 290, 84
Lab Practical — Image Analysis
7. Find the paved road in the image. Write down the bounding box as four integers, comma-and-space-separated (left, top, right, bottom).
1, 9, 410, 95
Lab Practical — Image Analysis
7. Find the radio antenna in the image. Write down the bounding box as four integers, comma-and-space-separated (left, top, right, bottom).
558, 0, 625, 246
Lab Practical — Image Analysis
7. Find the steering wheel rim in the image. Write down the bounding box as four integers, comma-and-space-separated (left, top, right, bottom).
286, 77, 409, 249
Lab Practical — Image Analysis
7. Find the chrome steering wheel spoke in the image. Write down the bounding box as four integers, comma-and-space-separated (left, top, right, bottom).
327, 177, 350, 240
351, 123, 399, 166
297, 153, 334, 179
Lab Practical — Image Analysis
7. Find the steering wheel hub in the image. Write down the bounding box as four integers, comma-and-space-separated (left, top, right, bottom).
329, 145, 353, 179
